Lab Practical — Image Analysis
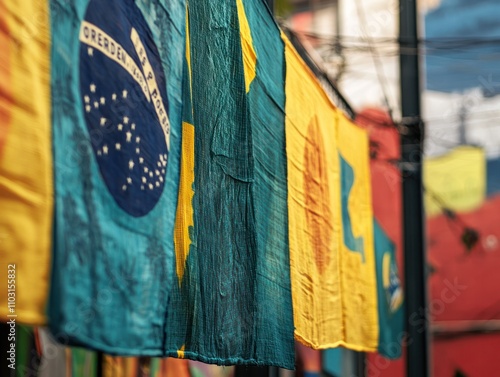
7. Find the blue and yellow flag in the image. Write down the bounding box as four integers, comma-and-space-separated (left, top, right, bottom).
0, 0, 53, 325
283, 33, 378, 351
374, 220, 404, 359
283, 34, 343, 349
49, 0, 184, 354
337, 114, 378, 351
165, 0, 295, 369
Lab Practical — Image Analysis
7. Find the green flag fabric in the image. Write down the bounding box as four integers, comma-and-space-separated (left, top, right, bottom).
374, 220, 404, 359
165, 0, 295, 369
49, 0, 184, 355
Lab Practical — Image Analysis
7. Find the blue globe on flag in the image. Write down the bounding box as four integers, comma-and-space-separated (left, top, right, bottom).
79, 0, 170, 217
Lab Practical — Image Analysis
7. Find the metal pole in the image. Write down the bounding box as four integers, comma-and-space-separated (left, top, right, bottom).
399, 0, 429, 376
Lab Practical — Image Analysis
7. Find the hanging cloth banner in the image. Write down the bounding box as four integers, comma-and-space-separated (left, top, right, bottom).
49, 0, 184, 354
0, 0, 53, 325
283, 33, 378, 351
165, 0, 295, 369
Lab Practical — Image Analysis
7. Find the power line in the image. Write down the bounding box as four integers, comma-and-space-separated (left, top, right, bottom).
352, 0, 395, 119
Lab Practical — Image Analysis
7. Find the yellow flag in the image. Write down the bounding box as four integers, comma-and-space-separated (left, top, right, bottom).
0, 0, 53, 324
283, 34, 343, 348
283, 34, 378, 351
337, 114, 378, 351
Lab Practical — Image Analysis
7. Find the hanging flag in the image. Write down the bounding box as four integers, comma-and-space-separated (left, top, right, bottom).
337, 114, 379, 351
165, 0, 294, 369
49, 0, 184, 354
283, 33, 378, 351
237, 0, 295, 366
373, 220, 404, 359
0, 0, 53, 325
282, 34, 343, 349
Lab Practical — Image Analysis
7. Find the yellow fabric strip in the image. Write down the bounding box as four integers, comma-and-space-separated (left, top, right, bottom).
283, 32, 378, 351
337, 114, 379, 351
174, 122, 195, 284
282, 33, 343, 349
174, 5, 195, 284
0, 0, 53, 325
236, 0, 257, 93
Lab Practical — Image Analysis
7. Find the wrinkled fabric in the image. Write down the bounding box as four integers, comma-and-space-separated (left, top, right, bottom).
373, 220, 404, 359
0, 0, 53, 325
49, 0, 184, 354
283, 34, 378, 351
165, 0, 294, 369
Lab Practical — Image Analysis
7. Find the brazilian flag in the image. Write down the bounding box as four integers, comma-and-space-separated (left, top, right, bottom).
165, 0, 295, 369
49, 0, 184, 354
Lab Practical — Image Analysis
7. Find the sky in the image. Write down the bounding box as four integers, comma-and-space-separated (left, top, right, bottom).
425, 0, 500, 93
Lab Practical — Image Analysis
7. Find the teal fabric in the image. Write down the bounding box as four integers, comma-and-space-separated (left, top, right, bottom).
164, 0, 294, 369
340, 154, 365, 261
49, 0, 184, 355
243, 0, 295, 368
374, 220, 405, 359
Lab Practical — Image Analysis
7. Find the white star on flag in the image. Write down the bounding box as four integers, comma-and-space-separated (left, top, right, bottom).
100, 117, 106, 126
90, 83, 96, 93
100, 97, 106, 105
118, 124, 123, 131
112, 93, 117, 101
123, 116, 129, 124
115, 143, 121, 150
127, 177, 132, 184
88, 47, 94, 56
126, 132, 132, 142
85, 105, 91, 113
139, 157, 144, 164
129, 160, 134, 170
103, 145, 109, 154
84, 95, 90, 103
94, 101, 99, 109
123, 90, 128, 98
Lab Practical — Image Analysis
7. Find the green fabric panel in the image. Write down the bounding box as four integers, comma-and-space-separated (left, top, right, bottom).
242, 0, 295, 367
165, 0, 294, 369
48, 0, 185, 355
374, 220, 404, 359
